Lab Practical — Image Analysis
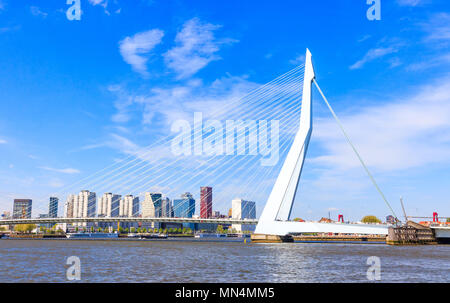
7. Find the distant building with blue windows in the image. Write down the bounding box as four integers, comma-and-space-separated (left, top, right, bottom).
173, 192, 195, 218
49, 197, 58, 218
173, 192, 196, 230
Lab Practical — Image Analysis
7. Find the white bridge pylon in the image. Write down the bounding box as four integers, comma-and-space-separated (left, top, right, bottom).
255, 49, 388, 236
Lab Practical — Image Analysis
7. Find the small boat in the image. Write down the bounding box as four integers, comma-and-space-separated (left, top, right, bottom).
66, 232, 118, 239
140, 233, 168, 239
195, 233, 227, 238
127, 233, 142, 238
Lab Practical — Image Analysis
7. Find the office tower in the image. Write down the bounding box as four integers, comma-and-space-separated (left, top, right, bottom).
49, 197, 58, 218
173, 192, 195, 218
98, 193, 121, 217
119, 195, 139, 217
231, 198, 256, 232
13, 199, 32, 219
200, 187, 212, 218
142, 192, 162, 217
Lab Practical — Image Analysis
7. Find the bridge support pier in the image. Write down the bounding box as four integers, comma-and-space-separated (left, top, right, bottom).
250, 233, 294, 243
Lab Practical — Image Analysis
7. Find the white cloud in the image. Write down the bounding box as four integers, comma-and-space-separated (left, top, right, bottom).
396, 0, 426, 6
289, 54, 305, 65
109, 74, 258, 129
119, 29, 164, 77
357, 35, 371, 43
163, 18, 237, 79
311, 76, 450, 172
30, 6, 48, 18
422, 13, 450, 43
89, 0, 107, 5
350, 47, 399, 70
0, 25, 20, 34
39, 166, 81, 174
0, 0, 5, 11
406, 53, 450, 71
88, 0, 119, 15
48, 178, 64, 188
0, 139, 6, 144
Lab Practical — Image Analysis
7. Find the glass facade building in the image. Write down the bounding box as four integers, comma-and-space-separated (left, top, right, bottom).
13, 199, 32, 219
49, 197, 58, 218
173, 192, 195, 218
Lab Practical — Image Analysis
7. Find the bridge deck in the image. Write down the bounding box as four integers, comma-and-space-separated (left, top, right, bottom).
0, 217, 258, 225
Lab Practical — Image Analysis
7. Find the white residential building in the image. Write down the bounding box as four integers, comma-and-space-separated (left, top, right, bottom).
98, 193, 121, 217
231, 198, 256, 232
119, 195, 139, 217
65, 190, 96, 227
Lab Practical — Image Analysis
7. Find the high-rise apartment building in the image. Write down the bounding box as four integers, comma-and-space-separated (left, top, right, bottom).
231, 198, 256, 232
200, 187, 212, 218
13, 199, 32, 219
119, 195, 139, 217
98, 193, 121, 217
66, 190, 96, 218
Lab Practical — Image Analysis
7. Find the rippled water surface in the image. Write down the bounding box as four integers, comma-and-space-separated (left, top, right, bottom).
0, 239, 448, 282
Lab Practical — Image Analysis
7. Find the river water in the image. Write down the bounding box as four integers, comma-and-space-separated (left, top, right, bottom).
0, 239, 448, 283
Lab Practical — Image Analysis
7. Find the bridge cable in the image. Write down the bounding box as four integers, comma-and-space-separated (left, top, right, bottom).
313, 79, 399, 220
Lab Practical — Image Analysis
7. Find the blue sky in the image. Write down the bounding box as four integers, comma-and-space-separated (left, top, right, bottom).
0, 0, 449, 221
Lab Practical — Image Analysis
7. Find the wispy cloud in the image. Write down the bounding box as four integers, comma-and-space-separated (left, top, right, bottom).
396, 0, 427, 6
312, 76, 450, 171
109, 74, 258, 129
406, 53, 450, 71
0, 0, 5, 11
88, 0, 120, 15
0, 139, 6, 144
48, 178, 64, 188
357, 35, 371, 43
119, 29, 164, 77
163, 18, 237, 79
349, 46, 399, 70
39, 166, 81, 174
289, 54, 305, 65
30, 6, 48, 18
88, 0, 107, 6
422, 13, 450, 43
0, 25, 20, 34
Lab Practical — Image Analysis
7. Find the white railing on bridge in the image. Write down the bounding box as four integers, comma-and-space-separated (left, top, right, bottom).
0, 217, 258, 225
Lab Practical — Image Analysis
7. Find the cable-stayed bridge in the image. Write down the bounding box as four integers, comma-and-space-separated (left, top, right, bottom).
4, 49, 401, 237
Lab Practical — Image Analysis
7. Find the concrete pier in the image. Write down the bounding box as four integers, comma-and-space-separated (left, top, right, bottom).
250, 234, 294, 243
386, 221, 437, 245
